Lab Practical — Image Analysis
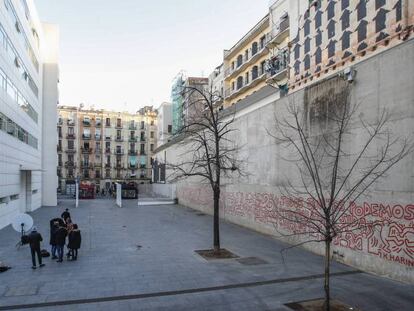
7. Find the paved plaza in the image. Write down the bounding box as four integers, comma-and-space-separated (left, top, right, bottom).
0, 199, 413, 311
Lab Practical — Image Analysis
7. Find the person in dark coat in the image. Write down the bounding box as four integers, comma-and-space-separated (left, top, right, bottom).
55, 225, 67, 262
68, 224, 81, 260
50, 221, 59, 259
28, 227, 45, 269
61, 209, 71, 223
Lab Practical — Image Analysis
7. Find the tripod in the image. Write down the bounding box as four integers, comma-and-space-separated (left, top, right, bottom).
15, 223, 26, 250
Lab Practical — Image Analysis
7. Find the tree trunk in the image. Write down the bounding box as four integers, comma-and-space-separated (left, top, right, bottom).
324, 239, 331, 311
213, 187, 220, 253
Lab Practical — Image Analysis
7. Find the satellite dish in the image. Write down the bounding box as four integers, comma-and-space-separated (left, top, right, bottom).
12, 213, 33, 233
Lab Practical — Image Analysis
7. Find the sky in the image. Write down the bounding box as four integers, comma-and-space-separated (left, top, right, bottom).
34, 0, 270, 112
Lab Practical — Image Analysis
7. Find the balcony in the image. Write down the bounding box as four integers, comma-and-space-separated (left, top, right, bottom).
82, 134, 92, 140
57, 145, 62, 152
129, 164, 137, 169
105, 122, 111, 128
95, 121, 102, 127
66, 133, 76, 139
105, 163, 111, 168
268, 16, 290, 47
58, 161, 63, 167
224, 35, 270, 80
139, 151, 146, 156
81, 162, 91, 168
105, 136, 111, 141
83, 121, 91, 127
65, 161, 76, 167
105, 148, 111, 154
140, 164, 146, 169
140, 137, 146, 142
67, 120, 75, 126
94, 162, 102, 168
81, 147, 93, 154
114, 149, 124, 155
95, 134, 101, 140
65, 148, 76, 154
95, 148, 102, 154
129, 150, 137, 155
114, 164, 124, 169
115, 124, 123, 129
129, 136, 137, 142
129, 124, 137, 130
115, 136, 124, 142
224, 69, 266, 100
266, 50, 289, 83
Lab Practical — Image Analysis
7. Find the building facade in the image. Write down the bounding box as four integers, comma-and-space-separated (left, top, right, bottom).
57, 106, 157, 194
0, 0, 59, 229
156, 102, 172, 147
223, 14, 271, 108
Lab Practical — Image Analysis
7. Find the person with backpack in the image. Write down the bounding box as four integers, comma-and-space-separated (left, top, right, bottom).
61, 208, 71, 223
28, 227, 45, 269
50, 221, 59, 259
55, 225, 67, 262
68, 224, 81, 261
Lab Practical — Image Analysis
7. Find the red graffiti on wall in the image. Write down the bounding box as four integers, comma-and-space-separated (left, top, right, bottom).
178, 186, 414, 267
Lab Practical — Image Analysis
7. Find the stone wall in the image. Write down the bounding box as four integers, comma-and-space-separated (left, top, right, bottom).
155, 38, 414, 283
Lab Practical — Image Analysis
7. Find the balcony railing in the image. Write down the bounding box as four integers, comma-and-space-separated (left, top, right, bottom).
114, 149, 124, 155
96, 122, 102, 127
129, 137, 137, 142
105, 123, 111, 127
129, 164, 137, 169
129, 150, 137, 155
81, 147, 93, 154
94, 163, 102, 168
115, 136, 124, 142
129, 124, 137, 130
115, 124, 123, 129
105, 148, 111, 154
95, 134, 101, 140
140, 164, 146, 169
83, 121, 91, 127
66, 133, 76, 139
139, 151, 146, 156
266, 50, 289, 81
268, 17, 290, 46
65, 149, 76, 154
81, 162, 91, 168
65, 161, 76, 167
105, 163, 111, 168
82, 134, 91, 140
224, 34, 271, 78
224, 69, 266, 99
140, 137, 146, 142
95, 148, 102, 154
67, 120, 75, 126
114, 164, 124, 169
105, 136, 111, 140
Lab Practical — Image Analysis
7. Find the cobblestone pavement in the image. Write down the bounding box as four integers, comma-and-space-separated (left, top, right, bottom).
0, 199, 413, 310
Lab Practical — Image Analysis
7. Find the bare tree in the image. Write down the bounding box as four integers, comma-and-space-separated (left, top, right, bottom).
269, 83, 413, 311
168, 85, 242, 253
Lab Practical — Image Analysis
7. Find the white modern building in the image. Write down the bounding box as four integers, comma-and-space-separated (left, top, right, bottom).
156, 102, 172, 147
0, 0, 59, 229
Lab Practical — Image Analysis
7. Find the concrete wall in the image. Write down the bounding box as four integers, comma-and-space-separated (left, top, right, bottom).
156, 38, 414, 283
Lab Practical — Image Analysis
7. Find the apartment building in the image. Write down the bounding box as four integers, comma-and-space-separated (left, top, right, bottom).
57, 106, 157, 194
156, 102, 172, 147
0, 0, 59, 229
223, 14, 271, 108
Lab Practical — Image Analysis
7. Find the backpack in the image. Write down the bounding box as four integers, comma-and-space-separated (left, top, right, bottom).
41, 249, 50, 257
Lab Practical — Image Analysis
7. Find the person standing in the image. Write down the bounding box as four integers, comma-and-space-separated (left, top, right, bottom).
28, 227, 45, 269
68, 224, 81, 260
61, 208, 71, 223
50, 221, 59, 259
55, 225, 67, 262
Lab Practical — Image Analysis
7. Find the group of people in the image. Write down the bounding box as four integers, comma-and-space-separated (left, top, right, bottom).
27, 208, 81, 269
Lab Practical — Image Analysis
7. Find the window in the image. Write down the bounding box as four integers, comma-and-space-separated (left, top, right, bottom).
237, 76, 243, 90
260, 61, 266, 75
116, 130, 121, 138
96, 117, 101, 126
116, 118, 122, 127
232, 81, 235, 90
68, 140, 74, 149
140, 121, 145, 129
105, 141, 110, 149
105, 118, 111, 126
68, 127, 74, 135
58, 127, 62, 137
150, 144, 154, 152
140, 132, 145, 141
237, 55, 243, 67
252, 42, 258, 55
167, 125, 172, 133
140, 144, 145, 154
245, 72, 249, 85
150, 120, 154, 126
244, 49, 248, 61
260, 35, 266, 49
252, 66, 258, 80
150, 131, 154, 138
